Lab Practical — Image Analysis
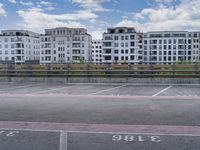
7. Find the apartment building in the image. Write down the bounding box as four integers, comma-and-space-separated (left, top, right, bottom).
40, 27, 92, 64
92, 40, 102, 64
143, 31, 200, 64
102, 27, 143, 64
0, 30, 40, 64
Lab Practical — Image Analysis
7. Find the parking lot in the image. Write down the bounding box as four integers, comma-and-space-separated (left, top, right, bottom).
0, 82, 200, 97
1, 123, 200, 150
0, 82, 200, 150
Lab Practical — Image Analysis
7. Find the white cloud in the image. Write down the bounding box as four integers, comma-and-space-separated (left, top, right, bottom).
116, 0, 200, 32
16, 7, 98, 31
0, 3, 6, 16
90, 30, 104, 39
8, 0, 17, 4
20, 1, 34, 6
115, 18, 136, 28
39, 1, 55, 10
71, 0, 112, 12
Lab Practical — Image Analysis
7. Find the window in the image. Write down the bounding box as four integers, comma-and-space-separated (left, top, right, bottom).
173, 39, 176, 44
114, 36, 118, 40
130, 49, 135, 53
11, 38, 15, 42
130, 35, 135, 40
5, 44, 8, 49
130, 42, 135, 47
114, 50, 118, 54
130, 55, 135, 60
114, 43, 119, 47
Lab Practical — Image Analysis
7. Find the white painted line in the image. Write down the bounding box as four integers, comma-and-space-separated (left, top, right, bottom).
65, 83, 200, 86
30, 86, 69, 94
152, 85, 173, 97
1, 128, 200, 137
59, 131, 68, 150
0, 128, 61, 133
0, 84, 39, 91
88, 85, 127, 95
67, 131, 200, 137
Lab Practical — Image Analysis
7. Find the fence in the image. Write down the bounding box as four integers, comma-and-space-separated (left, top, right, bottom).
0, 64, 200, 78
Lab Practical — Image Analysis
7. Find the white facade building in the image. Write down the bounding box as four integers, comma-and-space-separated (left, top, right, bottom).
143, 31, 200, 64
92, 40, 102, 64
0, 30, 40, 64
40, 27, 92, 64
102, 27, 143, 64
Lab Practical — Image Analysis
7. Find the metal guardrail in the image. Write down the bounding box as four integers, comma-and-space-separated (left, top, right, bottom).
0, 64, 200, 78
0, 70, 200, 78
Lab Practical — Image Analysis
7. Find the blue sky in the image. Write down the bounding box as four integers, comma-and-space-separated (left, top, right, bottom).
0, 0, 200, 39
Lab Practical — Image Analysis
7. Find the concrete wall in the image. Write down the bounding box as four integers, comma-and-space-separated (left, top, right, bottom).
0, 77, 200, 84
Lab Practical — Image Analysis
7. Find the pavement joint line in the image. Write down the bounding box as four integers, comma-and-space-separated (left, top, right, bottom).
59, 131, 68, 150
87, 84, 127, 95
152, 85, 173, 97
0, 84, 40, 91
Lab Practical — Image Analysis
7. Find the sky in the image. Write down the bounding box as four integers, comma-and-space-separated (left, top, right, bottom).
0, 0, 200, 39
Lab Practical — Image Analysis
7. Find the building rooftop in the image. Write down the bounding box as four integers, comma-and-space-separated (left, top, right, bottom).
0, 30, 40, 37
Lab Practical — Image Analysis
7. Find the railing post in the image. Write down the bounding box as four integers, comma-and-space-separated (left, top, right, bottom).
87, 62, 90, 79
172, 62, 175, 78
128, 63, 132, 78
46, 64, 51, 78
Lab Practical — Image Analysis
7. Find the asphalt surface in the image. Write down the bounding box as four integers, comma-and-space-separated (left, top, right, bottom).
0, 82, 200, 150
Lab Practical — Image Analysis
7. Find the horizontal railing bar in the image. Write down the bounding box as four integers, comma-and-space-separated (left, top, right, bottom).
0, 70, 200, 73
0, 74, 199, 77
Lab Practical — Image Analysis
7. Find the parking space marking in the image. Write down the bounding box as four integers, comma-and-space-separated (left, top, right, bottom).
59, 131, 68, 150
88, 85, 127, 95
152, 85, 173, 97
0, 84, 39, 91
30, 86, 69, 94
1, 121, 200, 136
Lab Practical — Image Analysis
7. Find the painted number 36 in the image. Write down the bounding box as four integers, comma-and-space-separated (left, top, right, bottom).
112, 135, 161, 143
